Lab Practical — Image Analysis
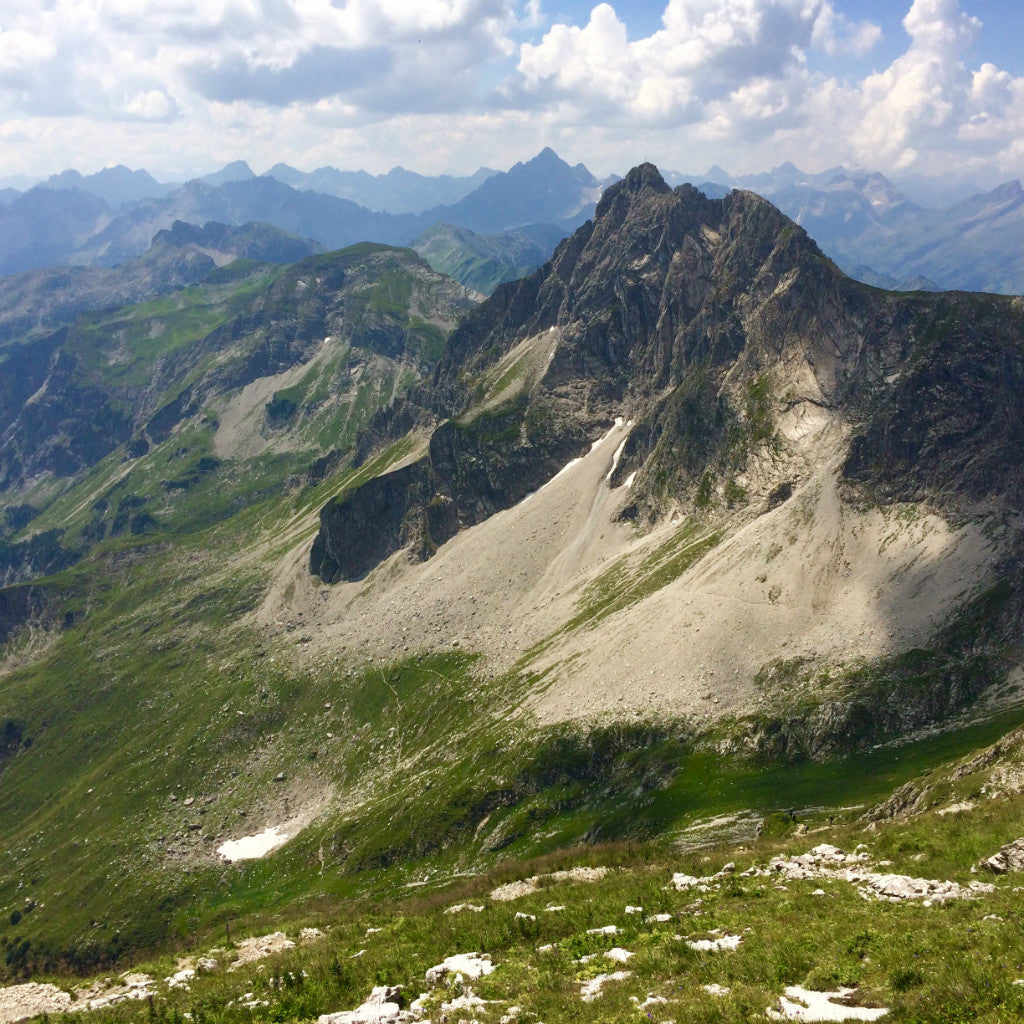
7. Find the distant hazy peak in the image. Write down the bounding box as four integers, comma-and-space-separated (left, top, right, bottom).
199, 160, 256, 187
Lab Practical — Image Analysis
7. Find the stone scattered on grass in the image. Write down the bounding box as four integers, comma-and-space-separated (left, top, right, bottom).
767, 985, 888, 1021
77, 973, 156, 1010
937, 801, 976, 816
490, 866, 609, 901
761, 845, 993, 903
671, 872, 710, 891
166, 968, 194, 989
636, 993, 668, 1008
586, 924, 618, 935
424, 952, 494, 986
580, 971, 632, 1002
440, 989, 495, 1013
704, 983, 731, 996
444, 903, 485, 914
317, 985, 418, 1024
230, 931, 296, 969
685, 933, 742, 952
979, 837, 1024, 874
604, 947, 634, 962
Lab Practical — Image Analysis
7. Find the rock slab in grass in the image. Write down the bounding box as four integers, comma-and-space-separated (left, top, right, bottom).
980, 837, 1024, 874
425, 952, 494, 985
0, 982, 72, 1023
767, 985, 888, 1021
318, 985, 418, 1024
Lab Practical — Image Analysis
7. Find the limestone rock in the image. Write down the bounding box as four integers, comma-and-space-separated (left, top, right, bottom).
980, 837, 1024, 874
318, 985, 417, 1024
0, 982, 73, 1023
424, 952, 494, 986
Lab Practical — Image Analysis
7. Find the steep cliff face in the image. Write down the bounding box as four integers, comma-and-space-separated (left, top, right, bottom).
311, 397, 588, 582
841, 291, 1024, 507
313, 164, 1024, 583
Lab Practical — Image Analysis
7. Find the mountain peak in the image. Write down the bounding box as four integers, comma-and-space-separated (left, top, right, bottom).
992, 179, 1023, 200
595, 162, 670, 219
200, 160, 256, 187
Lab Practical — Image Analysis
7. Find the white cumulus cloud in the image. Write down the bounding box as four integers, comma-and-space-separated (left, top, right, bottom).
0, 1, 1021, 187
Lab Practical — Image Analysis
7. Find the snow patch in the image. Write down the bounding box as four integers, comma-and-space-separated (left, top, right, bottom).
521, 420, 626, 503
605, 420, 633, 482
217, 826, 289, 862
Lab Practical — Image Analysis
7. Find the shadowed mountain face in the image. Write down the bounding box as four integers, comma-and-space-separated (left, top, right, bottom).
311, 164, 1024, 584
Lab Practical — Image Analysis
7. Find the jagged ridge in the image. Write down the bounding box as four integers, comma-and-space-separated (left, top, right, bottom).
311, 164, 1024, 583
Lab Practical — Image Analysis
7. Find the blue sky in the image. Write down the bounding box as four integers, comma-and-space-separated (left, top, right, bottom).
0, 1, 1021, 188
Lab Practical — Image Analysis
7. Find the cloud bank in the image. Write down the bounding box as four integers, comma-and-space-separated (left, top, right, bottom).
0, 0, 1020, 185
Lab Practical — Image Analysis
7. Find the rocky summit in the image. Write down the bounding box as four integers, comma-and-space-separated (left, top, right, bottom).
303, 164, 1024, 737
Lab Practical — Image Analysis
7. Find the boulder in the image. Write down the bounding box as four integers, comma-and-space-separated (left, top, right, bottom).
425, 952, 494, 986
318, 985, 417, 1024
980, 837, 1024, 874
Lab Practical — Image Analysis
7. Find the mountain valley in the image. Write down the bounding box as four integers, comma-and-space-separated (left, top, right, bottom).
1, 161, 1024, 1023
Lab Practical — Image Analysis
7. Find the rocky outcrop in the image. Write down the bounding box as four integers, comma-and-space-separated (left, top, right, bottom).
0, 981, 74, 1022
979, 837, 1024, 874
311, 398, 588, 582
318, 985, 416, 1024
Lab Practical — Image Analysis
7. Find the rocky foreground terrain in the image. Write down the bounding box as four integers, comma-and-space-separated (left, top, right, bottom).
5, 725, 1024, 1023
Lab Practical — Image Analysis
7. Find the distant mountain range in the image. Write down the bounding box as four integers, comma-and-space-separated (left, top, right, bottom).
0, 148, 600, 284
1, 150, 1023, 296
695, 163, 1024, 293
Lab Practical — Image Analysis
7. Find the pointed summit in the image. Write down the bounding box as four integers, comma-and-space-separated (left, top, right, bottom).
428, 149, 600, 233
595, 163, 670, 219
200, 160, 255, 187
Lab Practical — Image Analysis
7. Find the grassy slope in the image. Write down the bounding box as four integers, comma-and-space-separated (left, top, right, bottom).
3, 452, 1023, 979
6, 751, 1024, 1022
